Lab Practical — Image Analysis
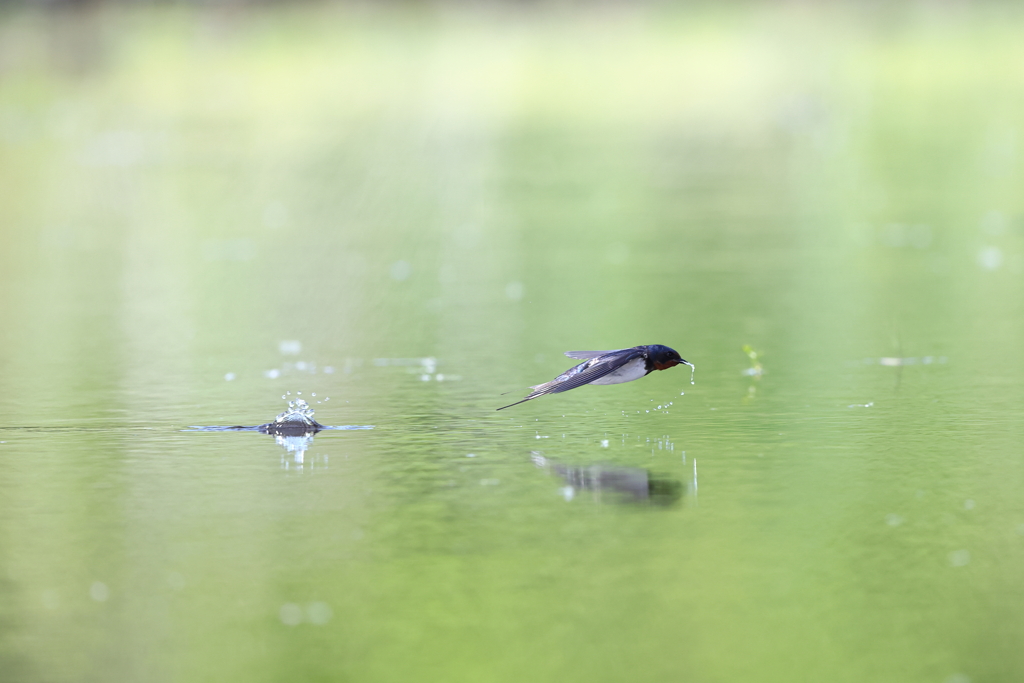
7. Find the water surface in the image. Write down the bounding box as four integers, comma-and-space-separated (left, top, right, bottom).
2, 4, 1024, 682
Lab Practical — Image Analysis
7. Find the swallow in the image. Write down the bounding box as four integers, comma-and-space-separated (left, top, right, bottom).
497, 344, 692, 410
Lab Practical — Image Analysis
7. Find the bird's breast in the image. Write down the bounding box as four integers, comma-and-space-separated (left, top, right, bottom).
587, 357, 649, 385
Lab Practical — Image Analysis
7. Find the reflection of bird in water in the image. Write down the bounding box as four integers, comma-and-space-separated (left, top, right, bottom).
532, 454, 683, 505
498, 345, 692, 410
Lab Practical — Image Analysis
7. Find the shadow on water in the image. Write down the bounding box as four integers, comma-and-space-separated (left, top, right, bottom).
531, 454, 683, 506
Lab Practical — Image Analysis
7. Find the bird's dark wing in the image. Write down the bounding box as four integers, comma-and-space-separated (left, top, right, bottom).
497, 348, 644, 410
564, 350, 621, 360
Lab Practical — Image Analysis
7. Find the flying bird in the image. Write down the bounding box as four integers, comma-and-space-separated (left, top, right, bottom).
497, 344, 692, 410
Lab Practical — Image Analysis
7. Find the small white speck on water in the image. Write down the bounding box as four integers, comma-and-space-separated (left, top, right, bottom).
89, 582, 109, 602
949, 550, 971, 567
279, 603, 302, 626
307, 602, 333, 625
311, 392, 316, 397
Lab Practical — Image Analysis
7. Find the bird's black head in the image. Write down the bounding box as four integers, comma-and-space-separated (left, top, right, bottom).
647, 344, 689, 369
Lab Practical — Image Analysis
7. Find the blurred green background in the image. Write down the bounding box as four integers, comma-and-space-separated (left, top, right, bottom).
2, 2, 1024, 682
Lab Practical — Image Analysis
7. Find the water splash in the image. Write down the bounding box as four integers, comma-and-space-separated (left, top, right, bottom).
275, 398, 317, 427
185, 394, 371, 435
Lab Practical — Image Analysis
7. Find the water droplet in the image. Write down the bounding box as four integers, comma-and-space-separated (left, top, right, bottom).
311, 392, 316, 397
41, 589, 59, 610
89, 582, 109, 602
274, 396, 316, 425
390, 260, 412, 281
279, 603, 303, 626
978, 246, 1003, 270
307, 602, 333, 625
279, 341, 302, 355
949, 550, 971, 567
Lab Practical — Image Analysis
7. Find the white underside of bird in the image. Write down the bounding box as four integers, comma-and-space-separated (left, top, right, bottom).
582, 357, 648, 385
529, 355, 647, 391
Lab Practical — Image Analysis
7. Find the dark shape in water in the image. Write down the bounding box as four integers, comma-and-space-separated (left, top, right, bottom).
186, 399, 373, 434
532, 454, 683, 505
259, 410, 324, 436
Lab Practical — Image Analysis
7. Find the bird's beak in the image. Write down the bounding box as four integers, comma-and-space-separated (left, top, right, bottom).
679, 359, 692, 366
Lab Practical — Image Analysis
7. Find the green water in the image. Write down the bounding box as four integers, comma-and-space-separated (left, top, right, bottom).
2, 4, 1024, 682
